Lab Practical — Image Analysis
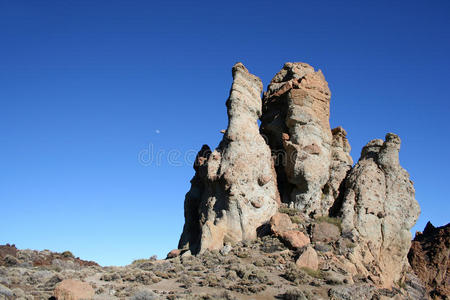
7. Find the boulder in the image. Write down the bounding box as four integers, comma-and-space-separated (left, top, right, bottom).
311, 222, 340, 243
270, 213, 310, 249
278, 231, 310, 249
296, 246, 319, 270
270, 213, 296, 233
53, 279, 94, 300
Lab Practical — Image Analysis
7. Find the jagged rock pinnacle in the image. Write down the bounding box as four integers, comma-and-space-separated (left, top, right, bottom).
178, 62, 421, 289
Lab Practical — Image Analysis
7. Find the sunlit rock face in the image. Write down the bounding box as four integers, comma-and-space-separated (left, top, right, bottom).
260, 62, 333, 216
340, 133, 420, 287
179, 62, 421, 289
178, 63, 280, 254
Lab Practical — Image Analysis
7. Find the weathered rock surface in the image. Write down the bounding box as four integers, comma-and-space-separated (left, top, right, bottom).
53, 279, 95, 300
324, 126, 353, 216
408, 222, 450, 299
296, 246, 319, 270
0, 241, 430, 299
177, 62, 423, 291
178, 63, 280, 254
260, 62, 333, 216
311, 221, 341, 243
269, 213, 310, 249
340, 133, 420, 287
269, 213, 297, 233
166, 249, 181, 259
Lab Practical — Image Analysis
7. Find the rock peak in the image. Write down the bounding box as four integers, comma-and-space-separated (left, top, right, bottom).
179, 63, 279, 254
178, 62, 420, 289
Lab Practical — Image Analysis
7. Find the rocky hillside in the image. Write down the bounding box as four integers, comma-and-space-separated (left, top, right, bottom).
0, 235, 428, 299
0, 223, 444, 299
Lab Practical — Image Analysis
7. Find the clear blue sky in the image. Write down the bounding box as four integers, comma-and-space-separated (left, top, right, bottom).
1, 0, 449, 266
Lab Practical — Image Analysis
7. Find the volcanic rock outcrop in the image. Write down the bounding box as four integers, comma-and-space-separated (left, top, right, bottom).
260, 62, 333, 216
178, 63, 280, 254
408, 222, 450, 299
340, 134, 420, 287
178, 62, 421, 289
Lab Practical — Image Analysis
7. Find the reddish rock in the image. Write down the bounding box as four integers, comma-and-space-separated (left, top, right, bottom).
166, 249, 181, 259
303, 143, 321, 155
258, 174, 272, 186
53, 279, 94, 300
270, 213, 310, 249
408, 222, 450, 299
270, 213, 296, 234
250, 197, 263, 208
278, 230, 310, 249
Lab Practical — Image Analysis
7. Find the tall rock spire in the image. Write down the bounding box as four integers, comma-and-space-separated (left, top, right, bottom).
260, 62, 334, 216
178, 62, 420, 289
340, 133, 420, 287
178, 63, 280, 254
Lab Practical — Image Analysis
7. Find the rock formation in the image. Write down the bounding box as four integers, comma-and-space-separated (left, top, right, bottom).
260, 62, 333, 216
178, 63, 280, 254
408, 222, 450, 299
0, 62, 439, 300
340, 134, 420, 287
178, 61, 421, 290
324, 126, 353, 216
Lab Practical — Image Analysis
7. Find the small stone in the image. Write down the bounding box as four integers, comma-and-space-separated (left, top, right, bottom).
181, 250, 192, 258
303, 143, 321, 155
281, 133, 290, 141
166, 249, 181, 259
258, 174, 271, 186
220, 244, 232, 255
250, 197, 264, 208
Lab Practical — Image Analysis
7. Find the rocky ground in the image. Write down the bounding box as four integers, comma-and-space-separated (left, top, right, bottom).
0, 208, 432, 300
